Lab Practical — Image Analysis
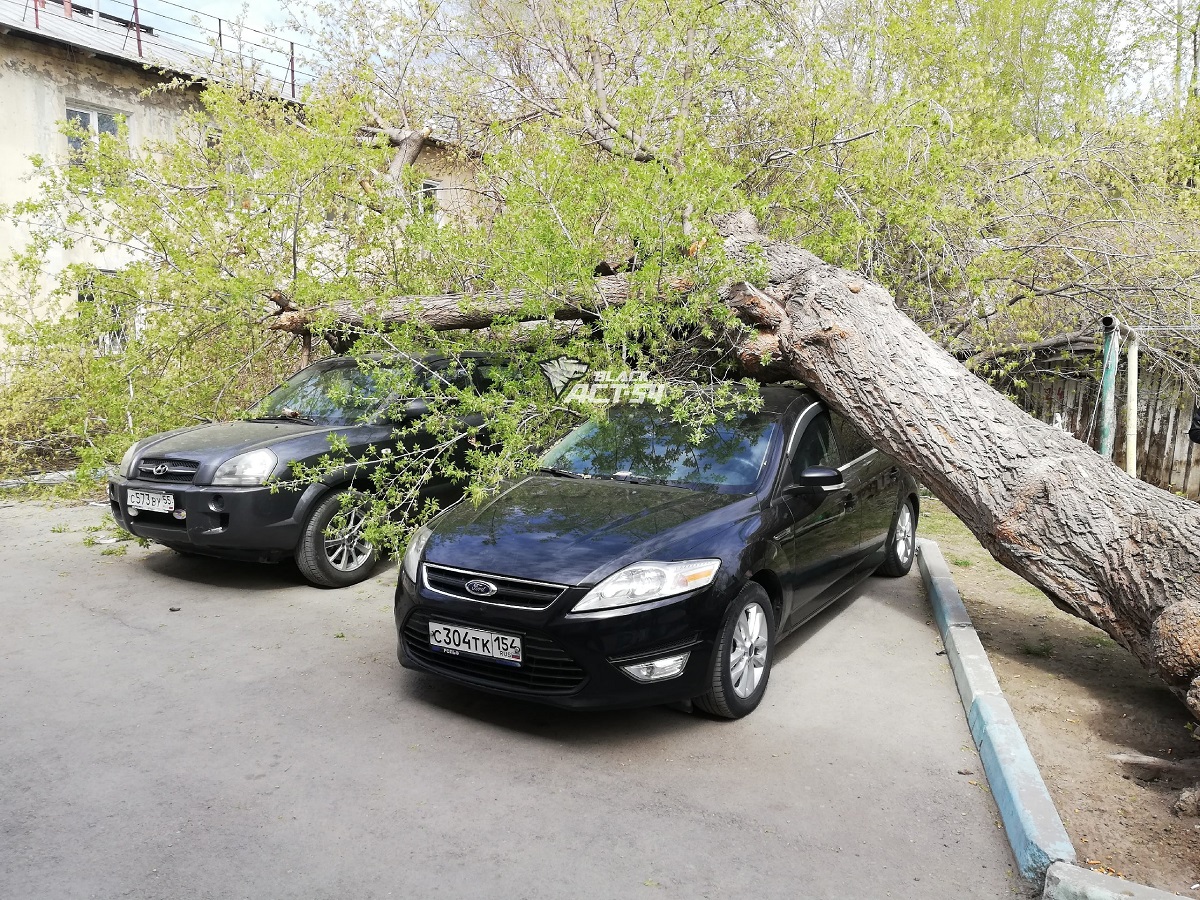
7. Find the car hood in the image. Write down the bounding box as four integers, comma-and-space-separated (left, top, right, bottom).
131, 421, 356, 477
422, 475, 751, 586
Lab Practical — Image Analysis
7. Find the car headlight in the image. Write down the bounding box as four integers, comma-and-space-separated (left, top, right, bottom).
211, 449, 278, 486
572, 559, 721, 613
118, 441, 142, 478
402, 523, 434, 583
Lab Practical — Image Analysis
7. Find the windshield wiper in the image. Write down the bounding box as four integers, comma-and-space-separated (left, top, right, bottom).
249, 411, 318, 425
537, 466, 586, 478
610, 471, 667, 484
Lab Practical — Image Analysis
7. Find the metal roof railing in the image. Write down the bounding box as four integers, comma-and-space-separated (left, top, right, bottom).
0, 0, 317, 97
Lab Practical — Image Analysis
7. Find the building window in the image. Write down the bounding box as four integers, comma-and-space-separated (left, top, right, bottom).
65, 106, 122, 161
417, 179, 442, 223
78, 271, 126, 355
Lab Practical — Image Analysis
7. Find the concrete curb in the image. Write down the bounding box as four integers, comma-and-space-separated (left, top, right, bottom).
1042, 861, 1186, 900
918, 540, 1187, 898
916, 539, 1076, 882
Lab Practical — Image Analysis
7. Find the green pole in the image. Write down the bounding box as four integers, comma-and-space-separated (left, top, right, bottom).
1098, 316, 1120, 459
1125, 333, 1139, 476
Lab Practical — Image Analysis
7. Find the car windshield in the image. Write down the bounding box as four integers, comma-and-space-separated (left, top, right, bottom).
540, 405, 778, 492
248, 362, 384, 426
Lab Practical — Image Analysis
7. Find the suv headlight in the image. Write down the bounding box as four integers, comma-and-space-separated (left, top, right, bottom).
402, 523, 434, 583
118, 441, 142, 478
572, 559, 721, 613
212, 449, 278, 486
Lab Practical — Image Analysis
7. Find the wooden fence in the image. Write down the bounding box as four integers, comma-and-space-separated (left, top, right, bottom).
1012, 368, 1200, 499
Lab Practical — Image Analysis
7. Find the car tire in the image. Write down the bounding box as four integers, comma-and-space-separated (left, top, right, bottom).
876, 498, 917, 577
695, 583, 776, 719
295, 489, 378, 588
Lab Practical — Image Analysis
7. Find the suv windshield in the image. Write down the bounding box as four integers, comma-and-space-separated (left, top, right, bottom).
249, 362, 383, 426
540, 406, 778, 492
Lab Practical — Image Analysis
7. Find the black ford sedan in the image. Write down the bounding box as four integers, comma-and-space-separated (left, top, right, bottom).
109, 353, 485, 587
396, 386, 919, 718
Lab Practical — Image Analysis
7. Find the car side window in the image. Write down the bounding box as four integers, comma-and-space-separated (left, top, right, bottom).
830, 412, 873, 462
438, 365, 472, 390
471, 365, 494, 392
789, 411, 840, 482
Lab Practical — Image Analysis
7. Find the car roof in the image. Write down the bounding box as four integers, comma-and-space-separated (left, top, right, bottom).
756, 383, 819, 415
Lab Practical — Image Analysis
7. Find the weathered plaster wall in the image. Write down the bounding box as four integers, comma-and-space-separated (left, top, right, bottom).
0, 29, 483, 360
0, 30, 198, 322
413, 142, 486, 225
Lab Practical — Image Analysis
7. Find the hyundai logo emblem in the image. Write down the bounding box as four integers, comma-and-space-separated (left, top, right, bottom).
464, 579, 498, 597
153, 463, 169, 476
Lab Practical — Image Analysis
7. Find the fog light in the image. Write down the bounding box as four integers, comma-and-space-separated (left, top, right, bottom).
128, 508, 138, 517
172, 509, 187, 520
209, 494, 224, 512
620, 651, 690, 683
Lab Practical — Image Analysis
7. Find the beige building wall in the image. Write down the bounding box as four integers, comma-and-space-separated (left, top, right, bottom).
0, 30, 482, 360
413, 141, 486, 226
0, 30, 198, 325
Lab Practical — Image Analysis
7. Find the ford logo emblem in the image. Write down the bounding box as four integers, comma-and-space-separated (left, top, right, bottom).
464, 579, 498, 597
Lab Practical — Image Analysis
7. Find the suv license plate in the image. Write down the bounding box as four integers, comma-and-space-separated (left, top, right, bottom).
428, 621, 522, 667
128, 490, 174, 513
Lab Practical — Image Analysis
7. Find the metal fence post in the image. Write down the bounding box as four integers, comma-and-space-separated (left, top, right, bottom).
1125, 333, 1139, 477
1098, 316, 1120, 459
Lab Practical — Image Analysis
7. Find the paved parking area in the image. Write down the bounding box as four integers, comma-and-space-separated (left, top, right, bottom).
0, 500, 1021, 899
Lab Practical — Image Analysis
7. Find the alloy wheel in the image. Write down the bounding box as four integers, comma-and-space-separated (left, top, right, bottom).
729, 601, 770, 699
325, 506, 373, 572
894, 504, 915, 567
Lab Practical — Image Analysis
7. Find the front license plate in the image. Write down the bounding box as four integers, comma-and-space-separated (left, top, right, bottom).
428, 621, 522, 667
127, 490, 174, 513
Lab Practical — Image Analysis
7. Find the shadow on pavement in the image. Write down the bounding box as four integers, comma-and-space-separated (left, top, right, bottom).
400, 672, 711, 745
139, 545, 398, 592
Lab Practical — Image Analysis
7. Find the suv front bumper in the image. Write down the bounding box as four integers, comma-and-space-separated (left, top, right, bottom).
109, 477, 309, 562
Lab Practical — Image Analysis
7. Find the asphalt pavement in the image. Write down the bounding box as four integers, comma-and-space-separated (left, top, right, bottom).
0, 499, 1022, 899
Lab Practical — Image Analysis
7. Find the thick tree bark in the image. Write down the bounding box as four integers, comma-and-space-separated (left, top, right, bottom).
267, 213, 1200, 720
714, 212, 1200, 721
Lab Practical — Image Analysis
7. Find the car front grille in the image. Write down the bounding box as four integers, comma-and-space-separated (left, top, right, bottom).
135, 458, 200, 484
402, 610, 586, 694
422, 563, 566, 609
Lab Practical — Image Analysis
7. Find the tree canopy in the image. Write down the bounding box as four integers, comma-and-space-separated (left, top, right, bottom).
3, 0, 1200, 521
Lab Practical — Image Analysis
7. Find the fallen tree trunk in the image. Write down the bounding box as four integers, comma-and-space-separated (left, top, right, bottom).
715, 212, 1200, 721
266, 274, 647, 335
268, 212, 1200, 720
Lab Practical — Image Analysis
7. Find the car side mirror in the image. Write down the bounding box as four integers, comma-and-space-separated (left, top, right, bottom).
787, 466, 845, 494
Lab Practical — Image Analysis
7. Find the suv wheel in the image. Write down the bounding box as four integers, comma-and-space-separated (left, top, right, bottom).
296, 489, 378, 588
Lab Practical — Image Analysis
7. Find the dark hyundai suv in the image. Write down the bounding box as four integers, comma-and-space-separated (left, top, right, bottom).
396, 385, 919, 717
109, 353, 487, 587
